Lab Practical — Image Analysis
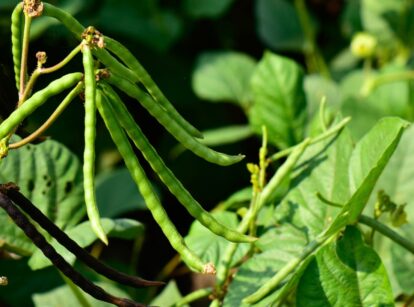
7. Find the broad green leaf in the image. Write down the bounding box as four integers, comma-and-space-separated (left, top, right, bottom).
28, 218, 144, 270
249, 51, 307, 149
192, 52, 257, 107
370, 125, 414, 294
223, 224, 309, 306
33, 280, 132, 307
171, 125, 253, 158
255, 0, 304, 51
183, 0, 234, 18
0, 139, 84, 255
297, 226, 394, 306
150, 280, 184, 306
98, 0, 183, 51
275, 124, 353, 238
96, 168, 147, 218
185, 211, 249, 268
0, 0, 19, 9
325, 117, 408, 237
341, 68, 411, 139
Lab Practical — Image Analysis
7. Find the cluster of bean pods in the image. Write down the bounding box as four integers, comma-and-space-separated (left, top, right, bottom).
3, 1, 255, 278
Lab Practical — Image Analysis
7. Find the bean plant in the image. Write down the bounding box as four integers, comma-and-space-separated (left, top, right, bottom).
1, 0, 414, 306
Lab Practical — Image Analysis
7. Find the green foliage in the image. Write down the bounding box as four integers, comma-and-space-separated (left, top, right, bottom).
2, 0, 414, 306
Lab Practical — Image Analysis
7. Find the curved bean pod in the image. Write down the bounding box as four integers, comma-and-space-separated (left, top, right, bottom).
104, 36, 203, 138
100, 83, 255, 243
11, 3, 23, 91
82, 43, 108, 245
107, 73, 245, 166
0, 72, 83, 141
95, 89, 209, 273
42, 3, 85, 38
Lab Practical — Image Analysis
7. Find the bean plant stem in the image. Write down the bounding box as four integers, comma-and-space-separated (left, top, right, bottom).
359, 214, 414, 254
294, 0, 330, 78
19, 44, 82, 107
9, 82, 84, 149
269, 117, 351, 163
19, 13, 31, 98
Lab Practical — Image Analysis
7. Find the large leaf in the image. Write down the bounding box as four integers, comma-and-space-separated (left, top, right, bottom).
192, 51, 257, 108
249, 51, 307, 149
185, 211, 249, 268
297, 226, 394, 306
325, 117, 407, 237
28, 218, 144, 270
223, 224, 309, 306
182, 0, 234, 18
96, 168, 147, 218
255, 0, 304, 51
0, 139, 84, 255
370, 125, 414, 294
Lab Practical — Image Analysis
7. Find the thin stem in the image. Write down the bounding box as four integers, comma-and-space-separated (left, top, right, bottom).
19, 13, 32, 98
60, 272, 93, 307
359, 214, 414, 254
362, 71, 414, 96
269, 117, 351, 163
9, 82, 83, 149
319, 96, 327, 131
294, 0, 330, 78
19, 44, 82, 107
172, 288, 212, 307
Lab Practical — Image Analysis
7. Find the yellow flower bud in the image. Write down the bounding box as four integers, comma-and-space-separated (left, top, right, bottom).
350, 32, 377, 58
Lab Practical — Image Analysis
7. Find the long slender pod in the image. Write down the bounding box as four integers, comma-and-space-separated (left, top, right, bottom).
104, 37, 203, 138
11, 3, 23, 91
107, 73, 244, 166
42, 3, 84, 38
0, 192, 145, 307
82, 42, 107, 245
96, 90, 212, 274
101, 83, 255, 243
2, 184, 163, 288
0, 72, 83, 141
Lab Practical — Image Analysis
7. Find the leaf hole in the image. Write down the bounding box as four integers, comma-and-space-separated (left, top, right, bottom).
27, 180, 34, 192
64, 181, 73, 194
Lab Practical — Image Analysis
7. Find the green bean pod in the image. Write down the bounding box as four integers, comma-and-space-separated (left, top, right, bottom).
11, 3, 23, 91
104, 37, 203, 139
107, 73, 244, 166
100, 83, 255, 243
0, 72, 83, 141
42, 3, 85, 39
82, 43, 108, 245
95, 89, 210, 273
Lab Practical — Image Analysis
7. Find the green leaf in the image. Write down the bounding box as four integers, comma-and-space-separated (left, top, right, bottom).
0, 139, 84, 255
98, 0, 183, 52
96, 168, 147, 218
325, 117, 408, 237
28, 218, 144, 270
371, 125, 414, 294
192, 51, 257, 107
223, 224, 309, 306
297, 226, 394, 306
341, 67, 411, 139
255, 0, 304, 51
185, 211, 249, 267
33, 280, 132, 307
249, 51, 307, 149
150, 280, 184, 306
183, 0, 234, 18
